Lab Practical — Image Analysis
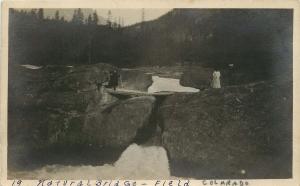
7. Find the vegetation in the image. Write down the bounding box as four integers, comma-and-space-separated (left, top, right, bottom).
9, 8, 292, 81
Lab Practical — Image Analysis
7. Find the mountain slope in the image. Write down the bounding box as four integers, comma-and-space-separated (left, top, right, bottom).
9, 8, 293, 84
125, 9, 293, 82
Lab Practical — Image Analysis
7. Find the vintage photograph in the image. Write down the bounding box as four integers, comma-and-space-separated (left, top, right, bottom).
7, 8, 293, 179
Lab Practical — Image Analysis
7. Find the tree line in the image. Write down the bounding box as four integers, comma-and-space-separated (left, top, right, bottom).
9, 8, 135, 67
9, 8, 293, 82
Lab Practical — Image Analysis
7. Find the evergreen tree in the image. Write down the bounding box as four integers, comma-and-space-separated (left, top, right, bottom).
107, 10, 112, 28
37, 8, 44, 20
30, 9, 37, 19
72, 8, 84, 24
92, 11, 99, 25
71, 9, 77, 23
118, 17, 121, 29
77, 8, 84, 24
87, 14, 92, 25
55, 10, 60, 20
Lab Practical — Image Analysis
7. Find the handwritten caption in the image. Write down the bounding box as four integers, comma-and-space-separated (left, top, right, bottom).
11, 179, 250, 186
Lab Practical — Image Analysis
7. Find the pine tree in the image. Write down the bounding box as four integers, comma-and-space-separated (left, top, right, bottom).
92, 11, 99, 25
72, 9, 78, 23
118, 17, 121, 29
72, 8, 84, 24
30, 9, 37, 19
87, 14, 92, 25
77, 8, 84, 24
141, 8, 145, 23
55, 10, 60, 20
37, 8, 44, 20
107, 10, 112, 28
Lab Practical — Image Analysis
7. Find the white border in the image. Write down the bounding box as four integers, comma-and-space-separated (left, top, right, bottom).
1, 0, 299, 185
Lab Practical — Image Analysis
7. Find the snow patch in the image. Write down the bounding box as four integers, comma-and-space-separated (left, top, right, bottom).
148, 76, 199, 93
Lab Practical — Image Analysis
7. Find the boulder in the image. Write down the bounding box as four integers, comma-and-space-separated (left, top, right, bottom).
8, 63, 112, 146
8, 64, 162, 173
161, 79, 292, 179
83, 96, 156, 147
8, 63, 156, 169
120, 69, 153, 91
8, 63, 116, 110
180, 66, 214, 90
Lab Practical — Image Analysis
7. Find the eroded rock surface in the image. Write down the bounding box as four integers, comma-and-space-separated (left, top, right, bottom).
180, 66, 214, 90
8, 62, 292, 179
8, 63, 156, 170
120, 69, 153, 91
161, 79, 292, 179
84, 96, 156, 147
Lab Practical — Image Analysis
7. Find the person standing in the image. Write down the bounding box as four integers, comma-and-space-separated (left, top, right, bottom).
109, 70, 120, 91
228, 64, 235, 85
211, 70, 221, 88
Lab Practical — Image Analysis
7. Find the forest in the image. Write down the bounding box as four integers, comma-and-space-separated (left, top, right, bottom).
9, 8, 293, 81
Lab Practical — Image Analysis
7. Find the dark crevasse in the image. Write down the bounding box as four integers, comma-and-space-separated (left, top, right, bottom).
132, 96, 167, 145
8, 94, 173, 179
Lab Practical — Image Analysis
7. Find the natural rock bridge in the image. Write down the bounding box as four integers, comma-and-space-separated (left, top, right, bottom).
106, 88, 174, 98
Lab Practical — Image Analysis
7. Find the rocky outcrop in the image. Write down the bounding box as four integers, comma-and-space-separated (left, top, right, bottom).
120, 69, 153, 91
161, 79, 292, 179
8, 62, 292, 179
9, 63, 116, 109
8, 63, 156, 169
180, 66, 214, 90
83, 96, 156, 147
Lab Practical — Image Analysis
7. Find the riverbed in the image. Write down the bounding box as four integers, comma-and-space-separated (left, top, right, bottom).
10, 144, 171, 179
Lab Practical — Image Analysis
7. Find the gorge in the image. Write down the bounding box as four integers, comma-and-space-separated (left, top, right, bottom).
8, 62, 292, 179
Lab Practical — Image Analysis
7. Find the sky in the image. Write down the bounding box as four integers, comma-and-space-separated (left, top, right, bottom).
96, 9, 171, 26
43, 9, 171, 26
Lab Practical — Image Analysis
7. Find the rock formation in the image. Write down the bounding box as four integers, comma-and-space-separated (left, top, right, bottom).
180, 66, 214, 90
8, 62, 292, 179
161, 79, 292, 178
8, 63, 155, 169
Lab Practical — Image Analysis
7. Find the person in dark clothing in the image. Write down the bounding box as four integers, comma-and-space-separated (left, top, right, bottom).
228, 64, 235, 85
96, 71, 110, 91
108, 70, 120, 91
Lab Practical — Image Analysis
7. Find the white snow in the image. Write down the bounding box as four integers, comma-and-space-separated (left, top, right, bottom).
21, 64, 42, 69
11, 144, 170, 179
148, 76, 199, 93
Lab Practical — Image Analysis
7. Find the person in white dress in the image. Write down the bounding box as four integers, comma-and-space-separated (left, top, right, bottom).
211, 70, 221, 88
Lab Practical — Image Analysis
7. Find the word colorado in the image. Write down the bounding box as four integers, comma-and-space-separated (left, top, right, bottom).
202, 180, 249, 186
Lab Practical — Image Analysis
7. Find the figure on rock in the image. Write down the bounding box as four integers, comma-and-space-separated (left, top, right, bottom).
108, 70, 121, 91
211, 70, 221, 88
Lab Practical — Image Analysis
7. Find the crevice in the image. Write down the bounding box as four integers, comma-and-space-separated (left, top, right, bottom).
132, 96, 167, 145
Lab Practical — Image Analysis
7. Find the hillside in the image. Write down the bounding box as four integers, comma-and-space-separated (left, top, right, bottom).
125, 9, 293, 82
9, 8, 293, 84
